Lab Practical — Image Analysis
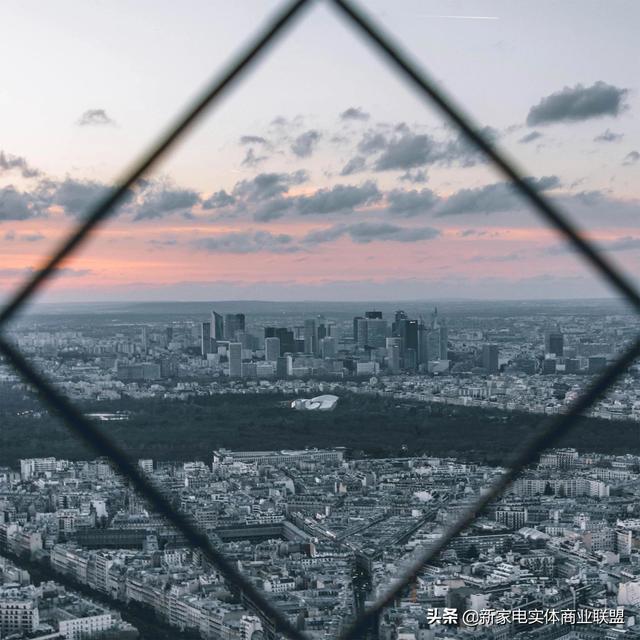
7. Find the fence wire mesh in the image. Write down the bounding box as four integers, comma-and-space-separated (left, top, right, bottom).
1, 1, 638, 638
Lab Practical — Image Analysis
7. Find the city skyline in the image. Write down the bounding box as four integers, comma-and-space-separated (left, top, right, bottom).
1, 1, 639, 303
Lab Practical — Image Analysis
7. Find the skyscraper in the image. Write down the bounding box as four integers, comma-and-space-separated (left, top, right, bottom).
398, 319, 419, 356
320, 336, 337, 358
236, 331, 255, 350
265, 327, 295, 355
425, 329, 441, 363
353, 316, 365, 347
276, 356, 289, 379
418, 324, 428, 364
366, 318, 388, 348
228, 343, 242, 377
429, 307, 448, 360
211, 311, 224, 342
201, 322, 211, 356
482, 344, 499, 373
405, 348, 417, 371
393, 310, 408, 335
224, 313, 245, 341
265, 337, 280, 362
304, 319, 317, 355
545, 330, 564, 357
386, 337, 401, 373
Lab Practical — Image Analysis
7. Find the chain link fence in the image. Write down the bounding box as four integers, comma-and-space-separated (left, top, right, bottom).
1, 1, 638, 638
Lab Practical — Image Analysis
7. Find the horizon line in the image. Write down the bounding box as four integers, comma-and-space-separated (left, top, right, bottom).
19, 295, 629, 307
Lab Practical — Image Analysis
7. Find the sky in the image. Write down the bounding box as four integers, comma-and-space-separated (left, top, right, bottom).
1, 0, 639, 303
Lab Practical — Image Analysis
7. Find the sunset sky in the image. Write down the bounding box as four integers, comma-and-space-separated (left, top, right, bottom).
1, 0, 639, 302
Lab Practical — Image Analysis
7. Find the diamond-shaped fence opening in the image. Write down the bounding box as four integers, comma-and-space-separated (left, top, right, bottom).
1, 1, 639, 639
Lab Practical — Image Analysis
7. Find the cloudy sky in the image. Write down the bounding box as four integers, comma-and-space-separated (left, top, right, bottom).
1, 0, 639, 302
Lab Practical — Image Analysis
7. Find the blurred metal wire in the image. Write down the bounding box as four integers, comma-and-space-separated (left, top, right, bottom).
1, 0, 638, 639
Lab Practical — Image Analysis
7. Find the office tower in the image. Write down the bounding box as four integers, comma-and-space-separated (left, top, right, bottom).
545, 330, 564, 357
430, 307, 440, 328
354, 318, 368, 349
565, 358, 580, 373
353, 316, 364, 344
265, 327, 296, 355
256, 362, 274, 379
316, 315, 327, 345
228, 342, 242, 377
276, 356, 289, 379
366, 318, 388, 348
365, 310, 383, 319
386, 337, 401, 373
201, 322, 211, 356
236, 331, 255, 350
393, 310, 408, 335
282, 330, 297, 354
427, 307, 448, 360
211, 311, 224, 342
405, 348, 417, 371
242, 361, 257, 378
224, 313, 245, 341
398, 319, 419, 356
304, 319, 317, 355
140, 326, 148, 353
418, 324, 428, 364
425, 329, 441, 362
320, 336, 337, 359
165, 326, 173, 344
265, 337, 280, 362
482, 343, 499, 373
542, 358, 557, 374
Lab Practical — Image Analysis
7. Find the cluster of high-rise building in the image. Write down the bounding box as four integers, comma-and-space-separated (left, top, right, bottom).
190, 310, 620, 381
352, 308, 448, 373
200, 312, 245, 356
2, 303, 637, 423
195, 307, 450, 380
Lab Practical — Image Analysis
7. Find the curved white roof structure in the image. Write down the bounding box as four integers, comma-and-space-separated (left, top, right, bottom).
290, 394, 339, 411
